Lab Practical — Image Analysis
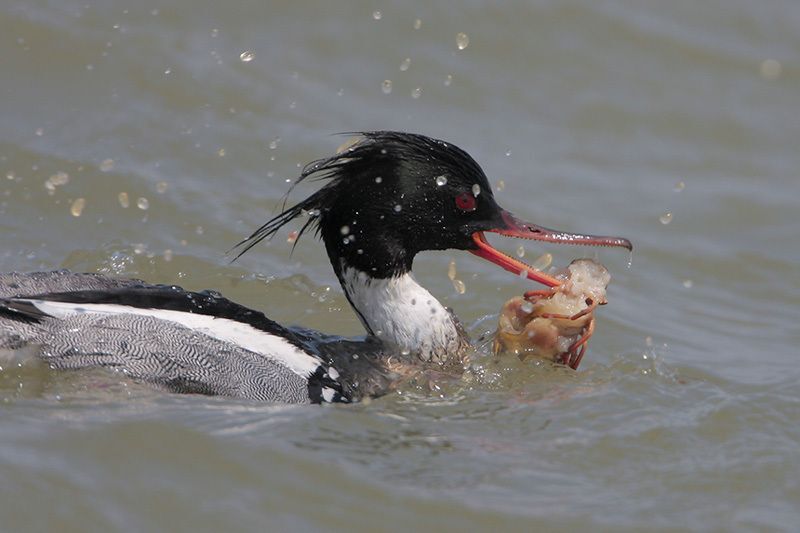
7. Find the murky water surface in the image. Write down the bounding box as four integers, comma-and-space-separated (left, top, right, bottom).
1, 1, 799, 531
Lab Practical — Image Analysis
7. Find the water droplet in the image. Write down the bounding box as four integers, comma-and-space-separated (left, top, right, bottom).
118, 192, 129, 208
760, 58, 781, 80
444, 74, 452, 86
516, 245, 525, 258
340, 225, 350, 235
136, 197, 149, 210
195, 225, 204, 235
308, 208, 320, 217
268, 137, 280, 150
287, 230, 298, 243
70, 198, 85, 217
520, 301, 534, 314
374, 176, 383, 184
400, 348, 411, 356
35, 128, 43, 137
682, 279, 693, 288
531, 253, 552, 271
217, 148, 226, 157
673, 181, 685, 192
156, 181, 168, 194
435, 175, 448, 186
659, 212, 673, 225
413, 18, 422, 30
472, 183, 481, 196
164, 68, 171, 75
99, 159, 114, 172
519, 269, 529, 280
399, 58, 411, 71
394, 204, 402, 212
211, 29, 219, 37
372, 10, 382, 20
505, 150, 512, 157
456, 32, 469, 50
239, 50, 255, 62
452, 279, 466, 294
448, 260, 457, 281
411, 87, 422, 99
381, 79, 392, 94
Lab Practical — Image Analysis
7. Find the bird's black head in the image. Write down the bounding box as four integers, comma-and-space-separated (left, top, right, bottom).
233, 131, 631, 282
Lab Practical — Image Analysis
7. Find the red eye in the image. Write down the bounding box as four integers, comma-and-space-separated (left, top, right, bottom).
455, 192, 477, 212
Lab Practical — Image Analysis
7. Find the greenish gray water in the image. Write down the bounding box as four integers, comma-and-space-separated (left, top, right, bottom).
1, 1, 799, 531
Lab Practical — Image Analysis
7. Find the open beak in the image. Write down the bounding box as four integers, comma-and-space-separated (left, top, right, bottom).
470, 210, 633, 287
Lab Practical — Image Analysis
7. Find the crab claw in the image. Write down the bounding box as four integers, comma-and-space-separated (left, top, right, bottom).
563, 316, 595, 370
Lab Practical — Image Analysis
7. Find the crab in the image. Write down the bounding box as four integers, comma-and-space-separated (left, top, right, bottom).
494, 259, 610, 370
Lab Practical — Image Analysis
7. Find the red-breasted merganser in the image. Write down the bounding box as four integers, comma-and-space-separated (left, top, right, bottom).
0, 132, 631, 404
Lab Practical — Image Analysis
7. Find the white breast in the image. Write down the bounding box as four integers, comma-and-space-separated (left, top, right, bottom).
339, 266, 463, 362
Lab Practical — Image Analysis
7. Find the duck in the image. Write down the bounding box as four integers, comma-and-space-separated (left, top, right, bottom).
0, 132, 631, 404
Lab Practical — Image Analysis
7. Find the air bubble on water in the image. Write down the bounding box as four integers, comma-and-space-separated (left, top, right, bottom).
217, 148, 226, 157
516, 245, 525, 258
413, 19, 422, 30
411, 87, 422, 99
99, 159, 114, 172
519, 270, 529, 280
35, 128, 43, 137
394, 204, 402, 212
399, 58, 411, 71
435, 175, 448, 186
472, 183, 480, 196
268, 137, 280, 150
448, 259, 457, 281
659, 212, 673, 225
382, 80, 392, 94
156, 181, 168, 194
444, 74, 453, 86
531, 253, 552, 271
239, 50, 255, 62
118, 192, 129, 208
505, 150, 511, 157
340, 225, 350, 235
136, 197, 149, 210
375, 176, 383, 184
673, 181, 685, 192
164, 68, 171, 75
372, 10, 382, 20
456, 32, 469, 50
682, 279, 693, 288
195, 225, 204, 235
70, 198, 85, 217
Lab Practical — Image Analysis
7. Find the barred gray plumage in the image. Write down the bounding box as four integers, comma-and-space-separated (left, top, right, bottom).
0, 271, 353, 403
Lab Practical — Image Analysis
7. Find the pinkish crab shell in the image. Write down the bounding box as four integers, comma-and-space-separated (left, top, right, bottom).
494, 259, 611, 368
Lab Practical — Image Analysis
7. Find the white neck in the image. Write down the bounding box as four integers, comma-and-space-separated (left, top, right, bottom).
339, 266, 466, 363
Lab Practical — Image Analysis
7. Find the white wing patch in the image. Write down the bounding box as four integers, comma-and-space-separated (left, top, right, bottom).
22, 299, 322, 378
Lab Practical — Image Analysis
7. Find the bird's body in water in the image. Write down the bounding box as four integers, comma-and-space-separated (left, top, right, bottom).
0, 132, 631, 404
